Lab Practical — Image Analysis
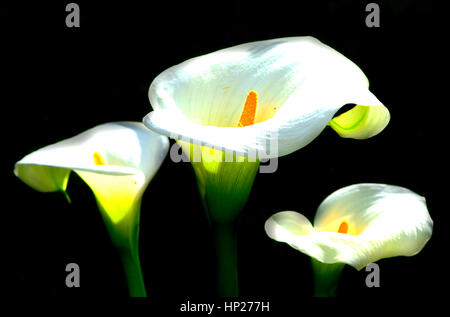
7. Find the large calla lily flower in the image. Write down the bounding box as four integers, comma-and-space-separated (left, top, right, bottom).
265, 183, 433, 296
143, 37, 390, 297
14, 122, 169, 297
143, 36, 390, 159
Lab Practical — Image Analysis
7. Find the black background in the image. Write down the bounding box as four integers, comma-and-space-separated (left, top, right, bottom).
3, 0, 447, 311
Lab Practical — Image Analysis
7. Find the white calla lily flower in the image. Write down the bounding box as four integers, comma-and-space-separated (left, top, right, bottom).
143, 36, 390, 159
14, 122, 169, 297
15, 122, 168, 224
265, 183, 433, 271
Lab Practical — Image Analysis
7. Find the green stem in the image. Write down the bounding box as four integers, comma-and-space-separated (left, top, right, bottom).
213, 222, 238, 297
311, 258, 345, 297
119, 246, 147, 297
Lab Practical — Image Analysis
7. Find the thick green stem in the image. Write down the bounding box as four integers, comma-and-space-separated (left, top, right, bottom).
213, 223, 238, 297
311, 258, 345, 297
119, 246, 147, 297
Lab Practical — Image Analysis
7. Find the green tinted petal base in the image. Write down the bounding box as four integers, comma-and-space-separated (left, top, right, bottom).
179, 141, 260, 224
312, 258, 345, 297
96, 198, 147, 297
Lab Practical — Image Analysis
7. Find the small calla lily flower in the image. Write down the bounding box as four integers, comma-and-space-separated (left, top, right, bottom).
265, 183, 433, 296
14, 122, 169, 297
143, 37, 390, 296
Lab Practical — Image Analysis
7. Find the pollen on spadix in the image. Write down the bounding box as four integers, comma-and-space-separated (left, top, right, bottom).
93, 152, 106, 165
238, 90, 258, 127
338, 221, 349, 234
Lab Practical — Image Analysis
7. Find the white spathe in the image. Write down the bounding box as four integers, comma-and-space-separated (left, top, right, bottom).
265, 184, 433, 270
14, 122, 169, 223
144, 36, 390, 159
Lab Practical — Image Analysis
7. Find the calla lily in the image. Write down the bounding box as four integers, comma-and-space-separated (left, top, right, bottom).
143, 36, 390, 159
143, 37, 390, 296
265, 183, 433, 296
14, 122, 169, 297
